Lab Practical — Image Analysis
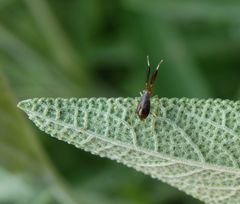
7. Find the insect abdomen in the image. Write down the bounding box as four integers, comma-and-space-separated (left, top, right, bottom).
136, 91, 150, 121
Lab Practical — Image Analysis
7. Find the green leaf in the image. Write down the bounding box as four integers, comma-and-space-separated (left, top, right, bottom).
18, 97, 240, 204
0, 74, 49, 173
0, 168, 37, 204
0, 74, 84, 204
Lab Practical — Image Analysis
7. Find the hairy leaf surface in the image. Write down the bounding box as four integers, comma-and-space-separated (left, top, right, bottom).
18, 97, 240, 204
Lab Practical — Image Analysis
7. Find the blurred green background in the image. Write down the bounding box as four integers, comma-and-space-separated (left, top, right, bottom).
0, 0, 240, 203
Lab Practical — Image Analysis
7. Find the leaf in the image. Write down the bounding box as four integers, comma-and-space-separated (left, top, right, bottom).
18, 97, 240, 204
0, 74, 85, 204
0, 168, 39, 204
0, 74, 49, 173
0, 76, 141, 204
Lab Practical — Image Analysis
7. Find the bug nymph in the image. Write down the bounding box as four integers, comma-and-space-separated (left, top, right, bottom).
136, 56, 163, 121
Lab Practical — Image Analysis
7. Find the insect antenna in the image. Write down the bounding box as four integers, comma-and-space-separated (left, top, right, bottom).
149, 59, 163, 95
145, 56, 151, 90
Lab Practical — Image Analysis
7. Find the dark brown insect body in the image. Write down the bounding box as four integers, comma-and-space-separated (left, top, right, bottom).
136, 90, 150, 120
136, 56, 163, 121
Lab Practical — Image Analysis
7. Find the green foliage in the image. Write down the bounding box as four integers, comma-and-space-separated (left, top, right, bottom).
0, 168, 39, 204
1, 0, 240, 203
0, 76, 80, 204
18, 97, 240, 204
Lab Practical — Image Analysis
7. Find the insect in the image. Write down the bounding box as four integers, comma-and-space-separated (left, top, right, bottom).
136, 56, 163, 121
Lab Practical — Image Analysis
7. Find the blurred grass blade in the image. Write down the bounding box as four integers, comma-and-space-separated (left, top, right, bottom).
0, 74, 50, 173
24, 0, 87, 81
0, 74, 84, 204
0, 25, 81, 97
18, 97, 240, 204
0, 168, 38, 204
123, 0, 240, 22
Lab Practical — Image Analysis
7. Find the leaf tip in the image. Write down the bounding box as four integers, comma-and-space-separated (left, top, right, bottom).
17, 99, 32, 113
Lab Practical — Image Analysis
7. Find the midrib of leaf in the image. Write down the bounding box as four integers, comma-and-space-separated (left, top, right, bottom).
24, 108, 240, 175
